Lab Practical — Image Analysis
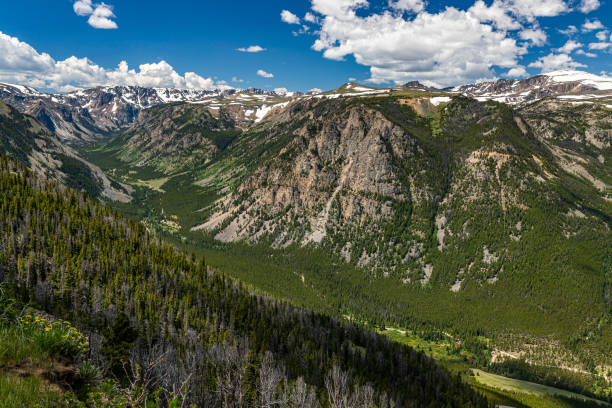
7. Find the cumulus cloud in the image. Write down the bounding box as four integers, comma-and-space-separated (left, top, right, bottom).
528, 53, 586, 72
0, 31, 229, 92
286, 0, 582, 87
556, 40, 582, 53
468, 0, 521, 30
73, 0, 93, 16
576, 49, 597, 57
519, 28, 547, 46
559, 25, 578, 36
257, 69, 274, 78
237, 45, 266, 53
389, 0, 426, 13
307, 3, 525, 87
588, 42, 611, 50
311, 0, 369, 19
578, 0, 600, 13
504, 66, 528, 77
87, 3, 118, 29
304, 12, 319, 23
506, 0, 568, 19
582, 19, 604, 32
73, 1, 118, 29
595, 31, 609, 41
281, 10, 301, 24
232, 76, 244, 83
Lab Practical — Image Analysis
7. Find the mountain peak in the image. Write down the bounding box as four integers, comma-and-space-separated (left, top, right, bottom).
540, 70, 612, 90
397, 81, 441, 92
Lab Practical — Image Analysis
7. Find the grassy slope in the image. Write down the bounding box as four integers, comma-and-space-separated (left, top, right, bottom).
471, 369, 610, 408
0, 318, 78, 407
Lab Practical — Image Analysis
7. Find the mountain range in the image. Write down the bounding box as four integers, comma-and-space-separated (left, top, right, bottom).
0, 69, 611, 405
2, 70, 610, 144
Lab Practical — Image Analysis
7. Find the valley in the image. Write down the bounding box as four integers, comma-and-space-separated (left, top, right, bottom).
1, 70, 611, 407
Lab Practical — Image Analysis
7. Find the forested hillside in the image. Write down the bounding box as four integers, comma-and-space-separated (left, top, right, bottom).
0, 153, 488, 407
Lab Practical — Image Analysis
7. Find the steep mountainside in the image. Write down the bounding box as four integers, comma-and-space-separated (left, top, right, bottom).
0, 152, 488, 408
0, 100, 131, 201
192, 94, 610, 283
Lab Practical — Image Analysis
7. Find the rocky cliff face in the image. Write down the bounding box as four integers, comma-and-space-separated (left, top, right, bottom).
0, 101, 131, 201
189, 93, 610, 286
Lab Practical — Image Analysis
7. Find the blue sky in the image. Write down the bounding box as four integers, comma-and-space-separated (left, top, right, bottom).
0, 0, 610, 92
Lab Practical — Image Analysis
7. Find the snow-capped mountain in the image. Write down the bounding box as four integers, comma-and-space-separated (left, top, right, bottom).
0, 84, 294, 141
458, 70, 612, 105
1, 70, 610, 142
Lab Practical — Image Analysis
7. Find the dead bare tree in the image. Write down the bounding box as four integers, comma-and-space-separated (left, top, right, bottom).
324, 364, 353, 408
123, 345, 170, 407
258, 351, 286, 408
282, 377, 320, 408
354, 383, 375, 408
209, 340, 250, 408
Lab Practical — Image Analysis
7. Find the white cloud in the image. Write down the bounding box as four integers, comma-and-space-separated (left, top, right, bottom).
257, 69, 274, 78
505, 0, 568, 18
588, 42, 611, 50
528, 53, 586, 72
519, 28, 547, 46
578, 0, 600, 13
73, 0, 93, 16
0, 31, 55, 73
309, 4, 525, 87
308, 87, 323, 93
73, 1, 118, 29
311, 0, 369, 19
468, 0, 568, 30
559, 25, 578, 36
576, 49, 597, 57
582, 19, 604, 32
468, 0, 521, 30
87, 3, 118, 29
595, 31, 608, 41
389, 0, 426, 13
281, 10, 301, 24
237, 45, 266, 53
232, 76, 244, 83
556, 40, 582, 53
274, 87, 289, 94
0, 31, 229, 92
304, 12, 319, 23
504, 66, 528, 77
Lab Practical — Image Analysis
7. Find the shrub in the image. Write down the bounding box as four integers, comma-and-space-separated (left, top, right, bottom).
20, 315, 89, 358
